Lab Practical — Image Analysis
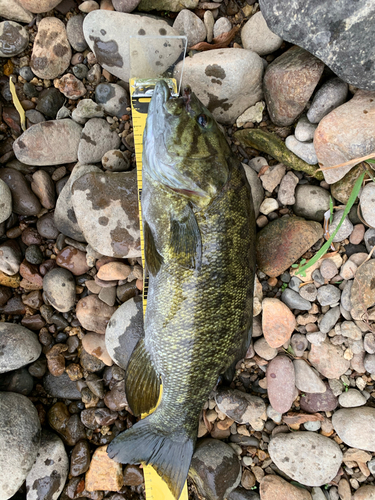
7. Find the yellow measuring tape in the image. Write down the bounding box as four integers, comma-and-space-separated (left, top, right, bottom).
130, 78, 189, 500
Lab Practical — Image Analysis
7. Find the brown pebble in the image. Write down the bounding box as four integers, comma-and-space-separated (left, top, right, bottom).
21, 314, 45, 330
31, 170, 56, 209
70, 440, 91, 477
0, 285, 12, 306
97, 262, 131, 281
349, 224, 365, 245
6, 227, 22, 239
241, 470, 256, 490
46, 343, 68, 377
66, 363, 83, 381
19, 261, 43, 287
21, 227, 43, 246
123, 465, 144, 487
22, 290, 43, 309
56, 246, 90, 276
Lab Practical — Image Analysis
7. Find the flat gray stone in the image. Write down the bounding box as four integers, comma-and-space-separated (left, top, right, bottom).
43, 372, 82, 399
43, 268, 76, 313
0, 323, 41, 374
293, 359, 326, 393
281, 288, 311, 311
78, 118, 121, 164
332, 407, 375, 451
293, 184, 330, 222
307, 78, 348, 123
0, 20, 28, 57
241, 11, 282, 56
338, 389, 366, 408
285, 135, 318, 165
295, 115, 317, 142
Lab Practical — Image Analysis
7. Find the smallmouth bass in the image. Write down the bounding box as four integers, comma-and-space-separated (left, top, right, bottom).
107, 81, 256, 499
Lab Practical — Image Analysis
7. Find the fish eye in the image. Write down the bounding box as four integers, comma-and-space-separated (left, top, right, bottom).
197, 114, 208, 127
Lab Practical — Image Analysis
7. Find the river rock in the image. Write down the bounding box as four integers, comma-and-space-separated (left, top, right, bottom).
175, 48, 264, 124
189, 438, 241, 500
82, 332, 113, 366
173, 9, 206, 47
256, 217, 323, 277
71, 170, 141, 258
295, 115, 317, 142
338, 389, 366, 408
78, 118, 120, 164
332, 407, 375, 451
263, 45, 324, 126
138, 0, 198, 11
0, 240, 22, 276
266, 355, 296, 414
95, 83, 129, 118
83, 11, 181, 82
300, 383, 338, 413
43, 268, 76, 313
307, 78, 348, 123
259, 0, 375, 91
215, 389, 266, 430
242, 164, 264, 218
241, 11, 282, 56
353, 486, 375, 500
14, 120, 82, 166
293, 359, 326, 393
308, 339, 350, 379
360, 183, 375, 228
262, 298, 296, 348
0, 322, 41, 374
314, 90, 375, 183
350, 260, 375, 320
0, 168, 41, 216
0, 0, 33, 23
76, 294, 116, 334
285, 135, 318, 165
105, 296, 143, 369
66, 14, 87, 52
0, 179, 12, 223
0, 21, 29, 58
26, 430, 68, 500
30, 17, 71, 79
43, 372, 81, 399
54, 163, 102, 242
260, 475, 312, 500
85, 445, 124, 492
18, 0, 61, 12
268, 431, 342, 486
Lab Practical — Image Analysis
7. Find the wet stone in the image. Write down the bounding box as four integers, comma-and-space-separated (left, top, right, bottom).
56, 246, 90, 276
43, 372, 82, 399
300, 383, 338, 413
80, 348, 106, 373
0, 322, 41, 374
0, 168, 41, 215
48, 402, 86, 446
307, 78, 348, 124
0, 20, 28, 58
0, 239, 22, 275
266, 355, 296, 414
36, 88, 65, 119
31, 169, 55, 209
123, 465, 144, 487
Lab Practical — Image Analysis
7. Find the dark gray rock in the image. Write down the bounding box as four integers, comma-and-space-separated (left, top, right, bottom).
0, 367, 34, 395
43, 372, 82, 399
0, 20, 29, 57
281, 288, 311, 311
66, 14, 87, 52
0, 168, 41, 216
259, 0, 375, 90
307, 77, 348, 123
319, 305, 341, 334
293, 184, 331, 222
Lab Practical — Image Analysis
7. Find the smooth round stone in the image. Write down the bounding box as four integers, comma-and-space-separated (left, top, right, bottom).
112, 0, 141, 12
35, 88, 65, 119
320, 259, 338, 280
0, 367, 34, 395
0, 392, 41, 500
95, 83, 129, 118
285, 135, 318, 165
259, 197, 278, 215
173, 9, 206, 47
0, 168, 41, 215
0, 322, 41, 374
332, 407, 375, 451
76, 294, 116, 334
105, 296, 143, 369
241, 11, 282, 56
79, 0, 100, 12
260, 474, 312, 500
30, 17, 71, 79
26, 430, 68, 500
329, 209, 353, 243
43, 268, 76, 313
189, 439, 241, 500
281, 288, 311, 311
37, 212, 59, 239
300, 383, 338, 412
66, 14, 87, 52
25, 245, 43, 265
268, 432, 342, 486
215, 389, 266, 429
213, 17, 232, 38
0, 179, 12, 223
26, 109, 45, 125
56, 246, 90, 276
253, 337, 277, 360
102, 149, 130, 172
0, 20, 28, 57
70, 440, 91, 476
17, 0, 61, 13
0, 0, 33, 23
293, 359, 326, 393
48, 403, 86, 446
0, 240, 22, 275
72, 63, 88, 80
319, 306, 340, 334
295, 115, 317, 142
304, 420, 321, 432
24, 82, 39, 98
299, 283, 317, 302
71, 170, 141, 258
316, 285, 341, 306
307, 78, 348, 124
77, 118, 120, 164
72, 98, 104, 124
338, 389, 366, 408
308, 340, 350, 379
360, 183, 375, 228
43, 372, 81, 399
353, 486, 375, 500
262, 297, 296, 348
82, 332, 113, 366
293, 184, 330, 222
364, 333, 375, 354
266, 355, 296, 414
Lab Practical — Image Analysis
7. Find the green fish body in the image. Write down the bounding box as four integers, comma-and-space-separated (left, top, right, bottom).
107, 81, 256, 499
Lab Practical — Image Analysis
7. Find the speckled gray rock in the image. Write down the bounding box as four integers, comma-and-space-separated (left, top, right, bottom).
71, 170, 141, 258
14, 120, 82, 166
285, 135, 318, 165
293, 184, 330, 222
268, 431, 342, 486
26, 430, 68, 500
54, 163, 102, 242
277, 171, 299, 206
0, 168, 41, 215
215, 389, 266, 430
319, 306, 340, 334
83, 11, 181, 82
0, 323, 42, 374
43, 372, 82, 399
95, 83, 129, 118
189, 438, 241, 500
105, 296, 143, 369
307, 78, 348, 123
43, 268, 76, 313
293, 359, 326, 393
364, 228, 375, 256
316, 285, 341, 306
112, 0, 141, 12
71, 99, 104, 124
102, 149, 130, 172
281, 288, 311, 310
243, 163, 264, 218
338, 389, 366, 408
0, 179, 12, 223
364, 354, 375, 374
66, 15, 87, 52
308, 339, 350, 379
241, 11, 282, 56
299, 283, 317, 302
295, 115, 317, 142
173, 9, 206, 47
332, 407, 375, 451
213, 17, 232, 39
328, 209, 353, 243
0, 392, 41, 500
360, 183, 375, 228
0, 240, 22, 275
0, 21, 28, 57
175, 48, 264, 124
78, 118, 121, 164
0, 0, 33, 23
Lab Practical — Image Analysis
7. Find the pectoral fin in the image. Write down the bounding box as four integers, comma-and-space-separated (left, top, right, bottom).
170, 204, 202, 270
125, 339, 161, 417
144, 221, 163, 276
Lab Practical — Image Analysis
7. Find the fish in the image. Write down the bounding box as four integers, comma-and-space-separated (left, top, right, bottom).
107, 80, 256, 499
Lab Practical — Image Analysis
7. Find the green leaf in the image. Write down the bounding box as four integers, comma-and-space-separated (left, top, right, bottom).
366, 158, 375, 164
291, 263, 298, 268
296, 171, 366, 276
329, 196, 334, 225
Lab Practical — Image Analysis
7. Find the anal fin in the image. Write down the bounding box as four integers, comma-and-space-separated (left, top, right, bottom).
125, 338, 160, 417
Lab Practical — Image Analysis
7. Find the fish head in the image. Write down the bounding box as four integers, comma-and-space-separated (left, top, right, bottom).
143, 80, 231, 209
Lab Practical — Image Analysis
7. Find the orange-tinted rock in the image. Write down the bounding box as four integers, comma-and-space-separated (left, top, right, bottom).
56, 246, 90, 276
350, 260, 375, 320
82, 332, 113, 366
263, 46, 324, 126
260, 475, 312, 500
314, 90, 375, 184
308, 339, 350, 379
256, 217, 323, 277
97, 261, 131, 281
18, 0, 62, 13
76, 295, 116, 334
266, 355, 296, 414
19, 261, 43, 287
85, 445, 123, 492
262, 297, 296, 348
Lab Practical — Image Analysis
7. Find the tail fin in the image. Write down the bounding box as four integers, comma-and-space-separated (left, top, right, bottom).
107, 417, 194, 499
